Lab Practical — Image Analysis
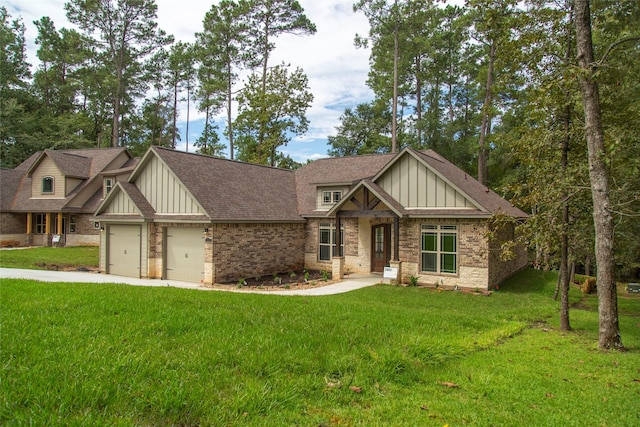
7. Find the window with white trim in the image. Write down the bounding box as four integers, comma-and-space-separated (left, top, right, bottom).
421, 225, 457, 274
42, 176, 54, 194
105, 178, 113, 195
319, 222, 344, 261
322, 190, 342, 205
69, 215, 77, 233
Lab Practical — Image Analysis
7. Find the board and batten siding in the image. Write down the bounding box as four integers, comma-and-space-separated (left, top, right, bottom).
377, 154, 472, 209
30, 157, 65, 198
135, 155, 203, 214
103, 190, 140, 215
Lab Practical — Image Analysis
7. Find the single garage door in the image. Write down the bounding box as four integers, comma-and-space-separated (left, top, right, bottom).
108, 224, 141, 278
165, 227, 204, 283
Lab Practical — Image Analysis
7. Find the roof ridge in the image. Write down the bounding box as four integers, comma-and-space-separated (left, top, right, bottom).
152, 146, 295, 173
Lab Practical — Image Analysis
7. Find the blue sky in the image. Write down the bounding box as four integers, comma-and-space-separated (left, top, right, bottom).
10, 0, 375, 163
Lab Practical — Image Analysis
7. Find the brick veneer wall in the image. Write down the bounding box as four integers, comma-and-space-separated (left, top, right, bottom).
397, 218, 491, 289
212, 222, 305, 283
488, 221, 529, 286
0, 213, 26, 246
65, 214, 100, 246
304, 217, 363, 273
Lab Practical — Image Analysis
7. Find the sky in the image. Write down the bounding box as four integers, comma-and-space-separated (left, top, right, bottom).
6, 0, 376, 163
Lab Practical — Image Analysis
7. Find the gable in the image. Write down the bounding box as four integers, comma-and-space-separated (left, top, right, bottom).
375, 152, 476, 210
101, 187, 142, 215
134, 154, 204, 215
30, 156, 65, 199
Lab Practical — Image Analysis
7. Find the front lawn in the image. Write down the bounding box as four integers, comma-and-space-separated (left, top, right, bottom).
1, 269, 638, 426
0, 246, 98, 270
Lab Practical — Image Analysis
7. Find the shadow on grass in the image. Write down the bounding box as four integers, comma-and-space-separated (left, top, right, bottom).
498, 267, 556, 294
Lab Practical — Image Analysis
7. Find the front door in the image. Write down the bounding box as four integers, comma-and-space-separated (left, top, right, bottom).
371, 224, 391, 273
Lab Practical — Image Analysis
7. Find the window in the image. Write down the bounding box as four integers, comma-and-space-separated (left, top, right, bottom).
322, 190, 342, 205
105, 178, 113, 195
69, 215, 77, 233
34, 214, 47, 234
42, 176, 54, 194
421, 225, 457, 274
319, 222, 344, 261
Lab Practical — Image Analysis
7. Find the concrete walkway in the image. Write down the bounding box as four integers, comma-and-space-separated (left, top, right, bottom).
0, 267, 384, 296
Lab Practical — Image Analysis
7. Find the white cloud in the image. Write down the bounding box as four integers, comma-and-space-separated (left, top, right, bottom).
6, 0, 373, 161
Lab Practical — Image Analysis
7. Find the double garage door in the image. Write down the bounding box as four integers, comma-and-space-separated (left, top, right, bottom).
108, 225, 204, 283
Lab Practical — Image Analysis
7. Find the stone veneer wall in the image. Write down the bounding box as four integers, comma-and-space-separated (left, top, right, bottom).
488, 221, 529, 286
212, 222, 305, 283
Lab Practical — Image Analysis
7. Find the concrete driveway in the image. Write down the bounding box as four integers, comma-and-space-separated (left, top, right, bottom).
0, 268, 384, 296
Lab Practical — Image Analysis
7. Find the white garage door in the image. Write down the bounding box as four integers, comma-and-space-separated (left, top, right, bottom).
165, 227, 205, 283
108, 225, 141, 278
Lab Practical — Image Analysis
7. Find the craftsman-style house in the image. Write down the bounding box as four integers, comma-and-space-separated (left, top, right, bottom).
91, 146, 528, 289
0, 148, 136, 247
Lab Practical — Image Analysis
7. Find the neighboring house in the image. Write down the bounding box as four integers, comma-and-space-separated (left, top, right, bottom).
0, 148, 136, 247
94, 146, 528, 289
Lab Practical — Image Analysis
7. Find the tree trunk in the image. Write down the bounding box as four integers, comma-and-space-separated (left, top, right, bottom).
172, 80, 178, 149
559, 81, 572, 331
574, 0, 623, 350
227, 61, 234, 160
391, 3, 399, 154
478, 41, 495, 186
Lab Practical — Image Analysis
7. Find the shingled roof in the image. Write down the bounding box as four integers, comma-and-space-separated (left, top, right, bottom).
294, 152, 396, 216
6, 148, 132, 213
147, 147, 304, 222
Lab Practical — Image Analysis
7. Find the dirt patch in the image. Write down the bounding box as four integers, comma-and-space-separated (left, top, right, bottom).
36, 263, 99, 272
214, 269, 336, 291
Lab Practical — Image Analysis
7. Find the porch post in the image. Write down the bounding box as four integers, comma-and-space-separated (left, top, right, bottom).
334, 215, 342, 257
44, 212, 52, 247
332, 215, 344, 280
57, 213, 63, 235
26, 213, 32, 234
393, 216, 400, 261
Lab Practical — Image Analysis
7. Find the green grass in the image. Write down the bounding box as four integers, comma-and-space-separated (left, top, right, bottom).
1, 269, 639, 426
0, 246, 98, 270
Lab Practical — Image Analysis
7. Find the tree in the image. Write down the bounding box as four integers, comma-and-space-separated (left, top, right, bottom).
574, 0, 625, 350
65, 0, 172, 147
354, 0, 405, 153
196, 0, 252, 159
166, 42, 194, 149
466, 0, 518, 186
245, 0, 316, 158
0, 7, 37, 167
233, 63, 313, 166
327, 101, 391, 156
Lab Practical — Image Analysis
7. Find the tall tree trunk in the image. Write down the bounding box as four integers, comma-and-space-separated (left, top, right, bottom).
559, 29, 573, 330
227, 61, 234, 160
574, 0, 623, 350
391, 1, 399, 154
415, 55, 422, 148
186, 80, 190, 152
172, 80, 178, 149
478, 41, 495, 186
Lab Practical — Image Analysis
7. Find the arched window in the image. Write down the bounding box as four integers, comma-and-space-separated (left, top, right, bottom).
42, 176, 54, 193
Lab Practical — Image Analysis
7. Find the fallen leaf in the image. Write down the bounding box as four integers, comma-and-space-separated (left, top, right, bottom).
420, 405, 429, 411
546, 393, 555, 398
349, 386, 363, 393
439, 381, 459, 388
